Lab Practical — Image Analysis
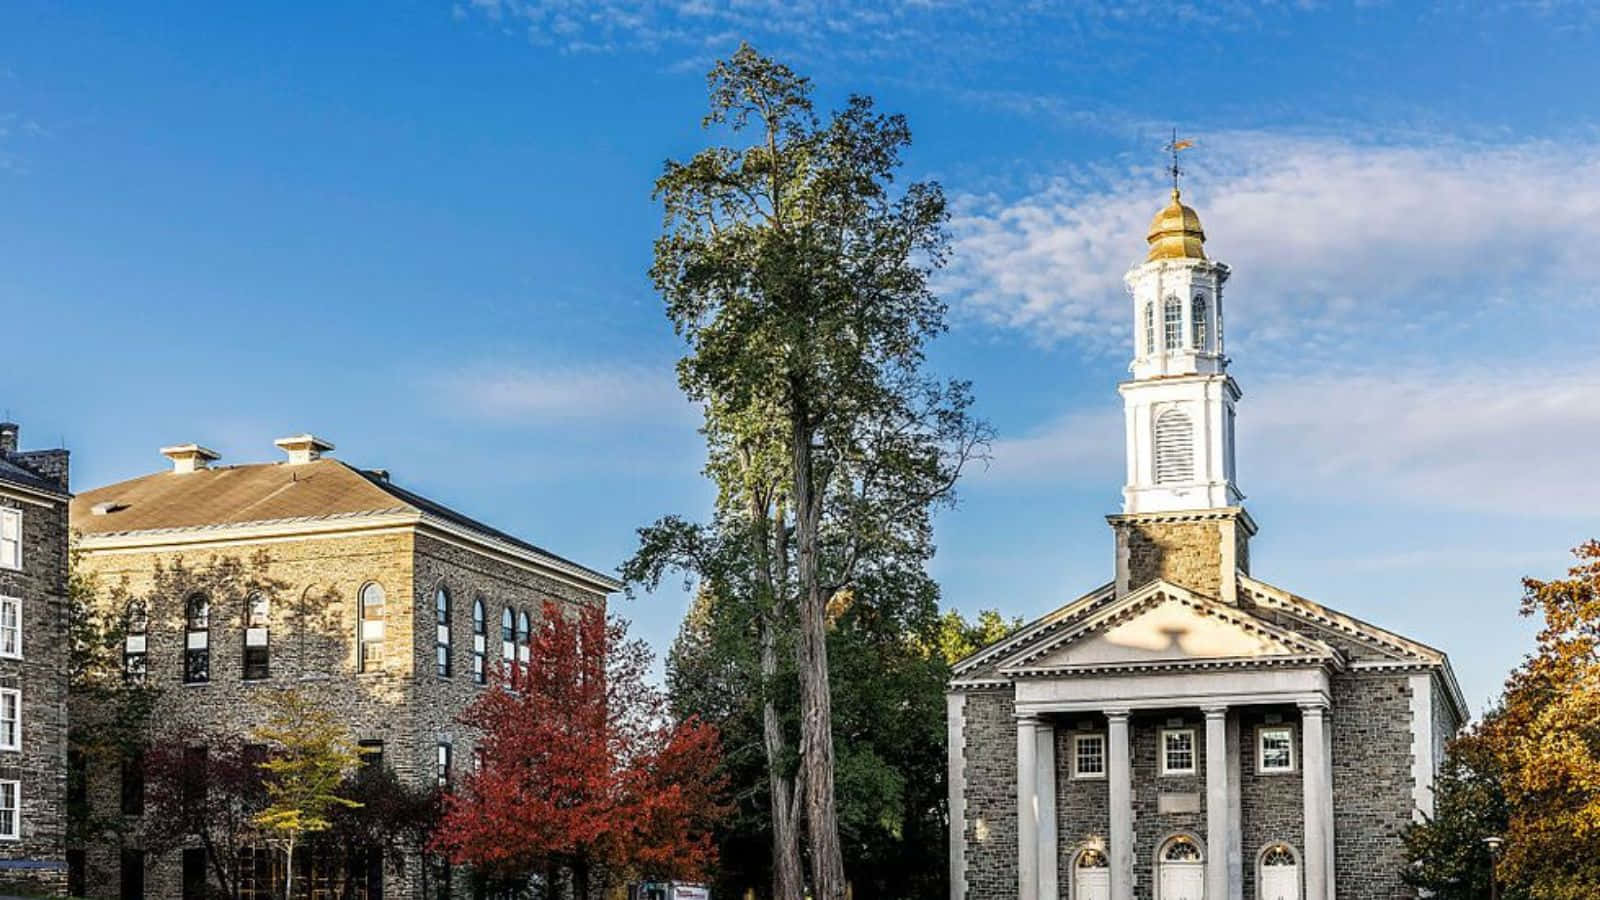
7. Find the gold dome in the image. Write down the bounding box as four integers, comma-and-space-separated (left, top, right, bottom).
1145, 188, 1206, 261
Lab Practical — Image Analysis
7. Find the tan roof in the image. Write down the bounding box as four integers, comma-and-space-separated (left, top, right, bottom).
71, 459, 620, 589
72, 459, 405, 534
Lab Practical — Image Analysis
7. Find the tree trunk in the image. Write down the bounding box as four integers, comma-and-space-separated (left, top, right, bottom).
790, 406, 846, 900
283, 835, 297, 900
751, 489, 805, 900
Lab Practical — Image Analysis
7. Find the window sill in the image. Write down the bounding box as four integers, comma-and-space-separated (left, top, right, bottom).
1257, 767, 1298, 776
1070, 773, 1106, 781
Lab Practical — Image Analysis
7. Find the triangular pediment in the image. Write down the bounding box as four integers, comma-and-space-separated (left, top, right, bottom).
996, 580, 1338, 675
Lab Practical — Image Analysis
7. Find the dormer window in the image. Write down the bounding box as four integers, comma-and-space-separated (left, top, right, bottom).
1192, 295, 1208, 350
1163, 296, 1183, 350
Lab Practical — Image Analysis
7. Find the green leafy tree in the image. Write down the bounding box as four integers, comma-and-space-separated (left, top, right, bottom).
252, 689, 363, 900
648, 44, 987, 899
1403, 730, 1514, 899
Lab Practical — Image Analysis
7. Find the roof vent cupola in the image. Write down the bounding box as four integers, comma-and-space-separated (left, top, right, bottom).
161, 444, 221, 475
274, 434, 334, 465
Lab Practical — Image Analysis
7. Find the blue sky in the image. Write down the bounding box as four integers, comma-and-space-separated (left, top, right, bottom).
5, 1, 1598, 712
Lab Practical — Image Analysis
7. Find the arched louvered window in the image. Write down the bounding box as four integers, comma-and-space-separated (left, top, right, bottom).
1154, 409, 1195, 484
1163, 296, 1183, 350
357, 583, 386, 673
242, 593, 270, 681
434, 586, 452, 678
183, 594, 210, 684
1143, 303, 1156, 355
124, 600, 148, 684
471, 598, 486, 685
1192, 295, 1208, 350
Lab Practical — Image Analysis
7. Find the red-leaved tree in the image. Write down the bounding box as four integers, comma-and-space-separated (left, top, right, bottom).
433, 602, 728, 897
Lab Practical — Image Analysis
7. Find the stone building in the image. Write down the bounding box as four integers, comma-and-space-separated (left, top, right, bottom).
946, 190, 1467, 900
69, 434, 620, 900
0, 422, 72, 896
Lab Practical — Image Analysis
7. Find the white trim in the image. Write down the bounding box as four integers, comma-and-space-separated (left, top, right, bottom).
0, 779, 18, 840
1256, 723, 1296, 774
951, 583, 1116, 676
1073, 733, 1108, 780
0, 595, 19, 660
0, 689, 18, 752
0, 482, 66, 506
1409, 672, 1436, 822
1160, 728, 1197, 776
946, 693, 967, 900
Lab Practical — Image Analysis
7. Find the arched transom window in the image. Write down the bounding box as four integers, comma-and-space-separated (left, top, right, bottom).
184, 594, 210, 684
1163, 295, 1183, 350
1077, 849, 1108, 868
1154, 409, 1195, 484
1162, 837, 1203, 862
1259, 843, 1299, 900
358, 583, 385, 673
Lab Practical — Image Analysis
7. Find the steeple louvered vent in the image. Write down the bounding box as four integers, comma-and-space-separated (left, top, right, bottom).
1154, 410, 1195, 484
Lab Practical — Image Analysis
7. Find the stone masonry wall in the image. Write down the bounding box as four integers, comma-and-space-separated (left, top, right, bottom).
961, 689, 1016, 900
1130, 713, 1205, 900
1122, 521, 1223, 598
1237, 706, 1303, 900
0, 485, 70, 897
73, 531, 419, 900
1332, 673, 1417, 900
1053, 717, 1110, 891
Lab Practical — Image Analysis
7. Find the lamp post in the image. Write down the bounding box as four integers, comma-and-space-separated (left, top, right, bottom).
1483, 835, 1504, 900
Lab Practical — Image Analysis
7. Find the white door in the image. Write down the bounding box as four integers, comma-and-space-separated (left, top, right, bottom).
1074, 868, 1109, 900
1260, 866, 1298, 900
1158, 863, 1204, 900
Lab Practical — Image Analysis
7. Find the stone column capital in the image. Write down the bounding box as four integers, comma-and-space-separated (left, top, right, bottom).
1015, 713, 1043, 726
1298, 700, 1329, 717
1202, 705, 1229, 719
1104, 708, 1132, 722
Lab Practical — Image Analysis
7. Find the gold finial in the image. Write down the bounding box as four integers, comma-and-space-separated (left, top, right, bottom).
1146, 130, 1205, 261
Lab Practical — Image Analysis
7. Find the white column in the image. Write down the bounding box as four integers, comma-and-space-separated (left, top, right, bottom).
1107, 709, 1133, 900
1037, 724, 1058, 900
1226, 715, 1243, 900
1018, 715, 1040, 900
1324, 710, 1336, 900
947, 693, 967, 900
1302, 703, 1332, 900
1204, 707, 1231, 900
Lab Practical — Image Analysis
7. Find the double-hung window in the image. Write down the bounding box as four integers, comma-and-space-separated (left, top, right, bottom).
358, 583, 385, 673
0, 508, 19, 571
435, 587, 452, 679
0, 689, 18, 752
1073, 734, 1106, 779
124, 601, 148, 684
471, 598, 486, 685
1160, 728, 1196, 775
0, 779, 18, 840
436, 742, 452, 789
0, 596, 19, 659
242, 593, 269, 681
1258, 725, 1296, 773
183, 595, 210, 684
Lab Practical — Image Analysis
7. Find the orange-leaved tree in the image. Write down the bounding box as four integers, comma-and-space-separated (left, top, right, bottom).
433, 601, 728, 897
1478, 540, 1600, 899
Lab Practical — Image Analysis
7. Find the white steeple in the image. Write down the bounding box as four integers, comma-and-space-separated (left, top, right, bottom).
1119, 188, 1243, 514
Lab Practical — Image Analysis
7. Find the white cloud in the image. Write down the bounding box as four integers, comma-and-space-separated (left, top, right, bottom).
943, 132, 1600, 363
430, 363, 698, 426
978, 362, 1600, 517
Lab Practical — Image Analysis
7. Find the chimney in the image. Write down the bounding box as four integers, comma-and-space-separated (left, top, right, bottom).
0, 423, 16, 454
161, 443, 221, 474
274, 434, 334, 465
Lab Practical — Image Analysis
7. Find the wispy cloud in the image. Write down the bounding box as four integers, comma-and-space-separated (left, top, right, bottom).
429, 362, 698, 426
979, 361, 1600, 518
942, 132, 1600, 365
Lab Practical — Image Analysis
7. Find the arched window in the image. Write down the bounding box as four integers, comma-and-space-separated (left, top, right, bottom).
501, 607, 515, 674
471, 598, 487, 685
358, 583, 385, 673
1162, 837, 1202, 862
434, 586, 452, 678
1163, 295, 1183, 350
1259, 844, 1300, 900
516, 611, 531, 669
242, 593, 270, 681
1158, 836, 1204, 900
183, 594, 210, 684
124, 600, 148, 684
1143, 303, 1156, 355
1192, 295, 1208, 350
1154, 409, 1195, 484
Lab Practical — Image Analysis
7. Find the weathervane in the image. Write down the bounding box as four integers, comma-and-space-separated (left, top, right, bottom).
1165, 128, 1195, 194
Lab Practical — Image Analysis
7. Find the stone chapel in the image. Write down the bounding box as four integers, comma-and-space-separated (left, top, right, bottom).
945, 187, 1466, 900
